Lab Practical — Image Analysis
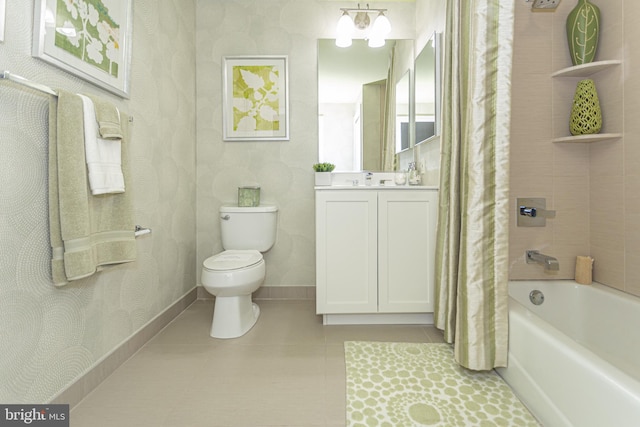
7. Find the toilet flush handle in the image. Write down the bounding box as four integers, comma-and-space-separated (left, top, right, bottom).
221, 215, 231, 220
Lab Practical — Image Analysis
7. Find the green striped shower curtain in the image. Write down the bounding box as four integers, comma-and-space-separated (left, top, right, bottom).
434, 0, 514, 370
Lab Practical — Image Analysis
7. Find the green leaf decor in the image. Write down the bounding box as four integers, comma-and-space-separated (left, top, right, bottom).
566, 0, 601, 66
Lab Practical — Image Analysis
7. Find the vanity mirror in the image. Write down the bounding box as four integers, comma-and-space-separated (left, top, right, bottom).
395, 70, 410, 153
318, 38, 414, 172
414, 32, 441, 144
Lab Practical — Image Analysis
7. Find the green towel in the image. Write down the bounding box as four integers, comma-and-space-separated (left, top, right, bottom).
49, 91, 136, 286
88, 94, 123, 139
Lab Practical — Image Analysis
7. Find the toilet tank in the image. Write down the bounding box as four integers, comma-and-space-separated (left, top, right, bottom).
220, 205, 278, 252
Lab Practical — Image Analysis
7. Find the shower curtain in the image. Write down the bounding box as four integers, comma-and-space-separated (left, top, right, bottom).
434, 0, 514, 370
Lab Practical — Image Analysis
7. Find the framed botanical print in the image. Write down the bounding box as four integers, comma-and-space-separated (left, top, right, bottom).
222, 56, 289, 141
0, 0, 5, 42
32, 0, 133, 98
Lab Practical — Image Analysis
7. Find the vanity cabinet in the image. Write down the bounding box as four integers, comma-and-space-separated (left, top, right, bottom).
315, 188, 438, 324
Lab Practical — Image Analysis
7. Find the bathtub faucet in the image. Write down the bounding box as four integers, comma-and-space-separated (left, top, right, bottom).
526, 250, 560, 271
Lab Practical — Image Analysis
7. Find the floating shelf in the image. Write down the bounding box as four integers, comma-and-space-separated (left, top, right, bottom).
552, 60, 622, 78
552, 133, 622, 143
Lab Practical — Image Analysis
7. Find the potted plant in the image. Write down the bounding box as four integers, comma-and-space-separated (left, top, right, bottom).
313, 162, 335, 186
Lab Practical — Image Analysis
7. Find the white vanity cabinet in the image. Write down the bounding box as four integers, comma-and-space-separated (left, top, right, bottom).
315, 187, 438, 324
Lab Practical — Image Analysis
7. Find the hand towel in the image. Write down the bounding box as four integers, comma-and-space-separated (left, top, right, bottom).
78, 94, 125, 195
49, 90, 136, 286
88, 94, 123, 139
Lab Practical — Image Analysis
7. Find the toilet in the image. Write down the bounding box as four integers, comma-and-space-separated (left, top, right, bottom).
201, 204, 278, 339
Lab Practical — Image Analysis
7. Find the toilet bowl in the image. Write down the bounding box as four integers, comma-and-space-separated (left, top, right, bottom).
201, 204, 277, 339
202, 250, 265, 339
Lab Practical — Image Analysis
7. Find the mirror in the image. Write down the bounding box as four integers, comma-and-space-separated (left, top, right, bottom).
395, 70, 410, 153
318, 39, 413, 172
414, 32, 441, 144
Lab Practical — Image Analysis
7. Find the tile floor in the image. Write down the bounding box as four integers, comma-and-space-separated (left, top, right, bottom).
70, 299, 445, 427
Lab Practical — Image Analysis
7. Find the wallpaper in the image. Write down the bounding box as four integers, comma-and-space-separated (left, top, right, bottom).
0, 0, 197, 403
0, 0, 427, 404
194, 0, 417, 288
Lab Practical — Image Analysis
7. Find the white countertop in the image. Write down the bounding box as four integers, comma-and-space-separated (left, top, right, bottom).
315, 185, 439, 190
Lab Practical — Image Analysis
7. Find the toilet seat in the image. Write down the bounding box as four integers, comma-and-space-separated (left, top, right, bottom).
203, 250, 263, 272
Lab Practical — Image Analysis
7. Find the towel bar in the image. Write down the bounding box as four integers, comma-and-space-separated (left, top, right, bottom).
1, 70, 134, 122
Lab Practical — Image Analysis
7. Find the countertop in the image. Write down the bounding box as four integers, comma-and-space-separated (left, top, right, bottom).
314, 185, 439, 190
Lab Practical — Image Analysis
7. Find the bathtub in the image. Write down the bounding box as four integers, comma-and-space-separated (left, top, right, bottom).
496, 280, 640, 427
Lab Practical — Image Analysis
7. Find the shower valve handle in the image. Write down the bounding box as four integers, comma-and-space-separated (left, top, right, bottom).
519, 206, 556, 219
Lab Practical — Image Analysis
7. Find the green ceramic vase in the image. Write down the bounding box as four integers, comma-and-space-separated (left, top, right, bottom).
566, 0, 601, 65
569, 79, 602, 135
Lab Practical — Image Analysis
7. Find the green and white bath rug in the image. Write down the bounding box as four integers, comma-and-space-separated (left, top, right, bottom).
344, 341, 539, 427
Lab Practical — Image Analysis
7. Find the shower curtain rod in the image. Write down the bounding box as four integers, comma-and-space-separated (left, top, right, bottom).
1, 70, 133, 122
1, 70, 58, 96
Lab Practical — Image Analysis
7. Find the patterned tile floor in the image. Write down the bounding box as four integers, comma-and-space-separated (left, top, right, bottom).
69, 299, 507, 426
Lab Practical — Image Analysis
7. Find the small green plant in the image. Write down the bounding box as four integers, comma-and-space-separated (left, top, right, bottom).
313, 162, 336, 172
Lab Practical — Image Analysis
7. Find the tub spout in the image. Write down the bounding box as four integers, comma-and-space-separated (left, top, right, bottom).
526, 250, 560, 271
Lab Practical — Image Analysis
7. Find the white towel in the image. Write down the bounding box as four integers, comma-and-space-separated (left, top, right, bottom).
78, 94, 125, 195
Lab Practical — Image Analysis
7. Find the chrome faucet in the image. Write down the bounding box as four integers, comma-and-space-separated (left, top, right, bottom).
365, 172, 373, 186
526, 250, 559, 271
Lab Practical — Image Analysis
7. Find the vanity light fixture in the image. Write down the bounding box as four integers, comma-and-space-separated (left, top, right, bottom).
335, 4, 392, 48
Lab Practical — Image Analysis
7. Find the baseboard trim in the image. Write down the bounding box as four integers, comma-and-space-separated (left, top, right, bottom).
322, 313, 434, 325
50, 287, 198, 408
196, 285, 315, 301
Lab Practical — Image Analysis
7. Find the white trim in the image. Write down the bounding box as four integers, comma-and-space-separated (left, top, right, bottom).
323, 313, 434, 325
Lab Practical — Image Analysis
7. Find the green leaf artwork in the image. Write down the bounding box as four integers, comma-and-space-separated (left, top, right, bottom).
54, 0, 121, 77
232, 65, 281, 132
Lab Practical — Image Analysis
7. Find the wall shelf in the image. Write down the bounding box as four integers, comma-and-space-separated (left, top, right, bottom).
551, 60, 622, 78
552, 60, 623, 142
552, 133, 622, 144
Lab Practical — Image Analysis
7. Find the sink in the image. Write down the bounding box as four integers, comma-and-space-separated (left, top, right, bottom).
314, 172, 437, 190
322, 172, 396, 187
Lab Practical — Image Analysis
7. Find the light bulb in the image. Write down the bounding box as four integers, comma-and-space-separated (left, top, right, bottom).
336, 36, 352, 48
336, 11, 354, 38
336, 11, 354, 48
368, 37, 385, 48
370, 12, 391, 38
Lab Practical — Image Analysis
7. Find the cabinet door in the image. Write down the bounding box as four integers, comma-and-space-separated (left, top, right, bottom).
378, 190, 438, 313
316, 191, 378, 314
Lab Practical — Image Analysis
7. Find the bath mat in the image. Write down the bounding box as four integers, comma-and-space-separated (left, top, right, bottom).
344, 341, 539, 426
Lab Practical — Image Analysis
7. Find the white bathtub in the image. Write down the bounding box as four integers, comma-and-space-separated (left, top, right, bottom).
496, 280, 640, 427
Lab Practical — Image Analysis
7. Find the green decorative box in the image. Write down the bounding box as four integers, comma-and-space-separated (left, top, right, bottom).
238, 186, 260, 207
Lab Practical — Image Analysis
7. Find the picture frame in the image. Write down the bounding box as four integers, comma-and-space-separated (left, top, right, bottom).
0, 0, 5, 42
222, 55, 289, 141
32, 0, 133, 98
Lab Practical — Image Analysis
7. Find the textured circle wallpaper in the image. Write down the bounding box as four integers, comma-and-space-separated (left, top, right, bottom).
0, 0, 418, 404
0, 0, 197, 403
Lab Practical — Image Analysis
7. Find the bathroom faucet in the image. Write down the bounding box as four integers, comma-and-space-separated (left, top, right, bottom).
365, 172, 373, 186
526, 250, 560, 271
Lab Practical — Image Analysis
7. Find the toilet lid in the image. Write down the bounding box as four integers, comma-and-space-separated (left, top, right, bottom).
203, 250, 263, 271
